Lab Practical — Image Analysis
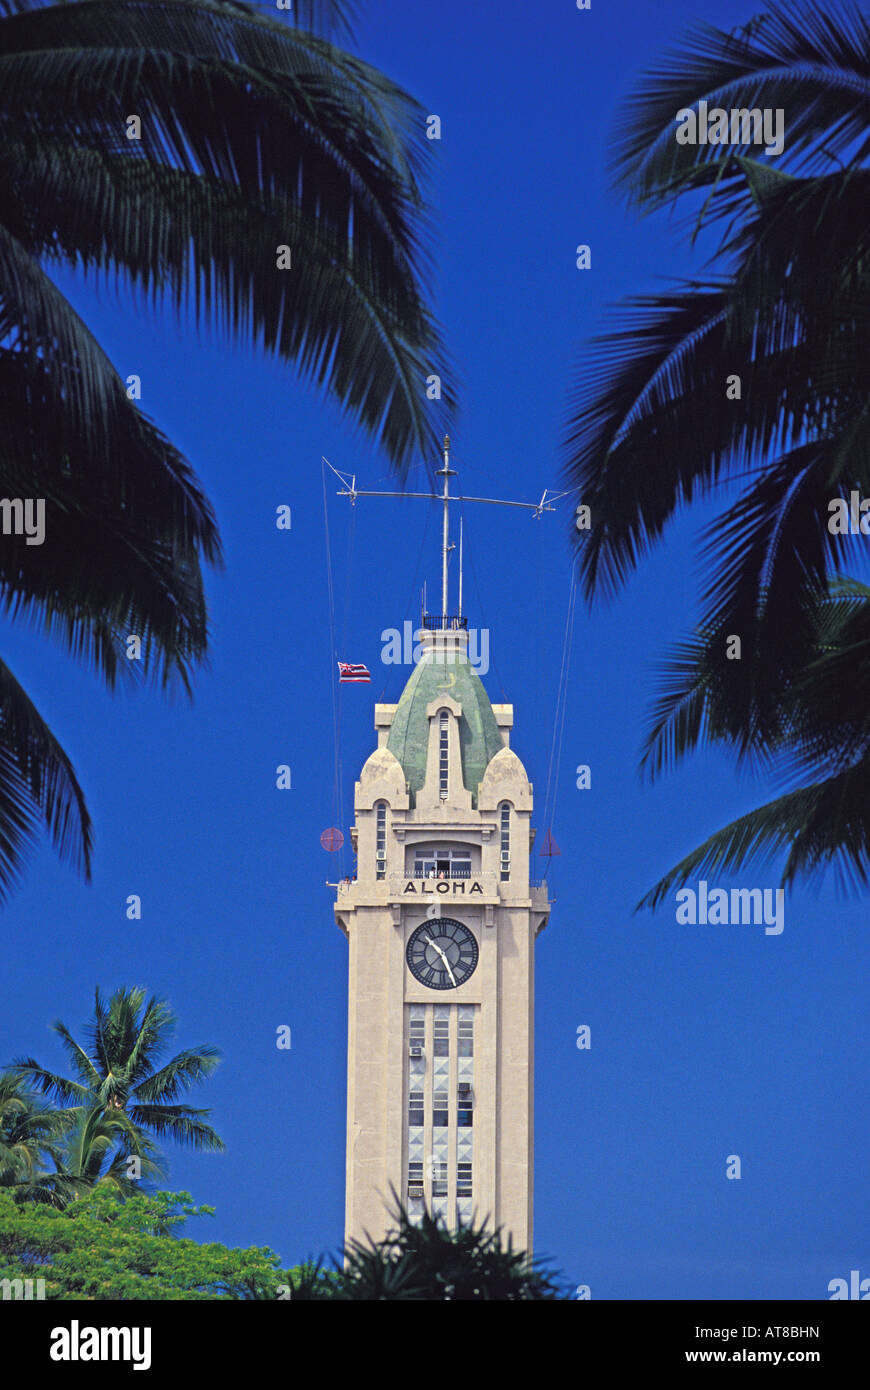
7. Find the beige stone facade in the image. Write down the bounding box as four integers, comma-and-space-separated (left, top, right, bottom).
335, 626, 549, 1251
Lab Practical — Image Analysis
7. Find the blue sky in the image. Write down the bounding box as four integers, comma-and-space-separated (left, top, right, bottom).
3, 0, 868, 1299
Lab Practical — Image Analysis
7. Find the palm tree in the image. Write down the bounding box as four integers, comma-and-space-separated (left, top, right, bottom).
42, 1105, 166, 1209
12, 986, 225, 1166
562, 1, 870, 895
0, 1070, 68, 1192
289, 1195, 563, 1300
0, 0, 454, 900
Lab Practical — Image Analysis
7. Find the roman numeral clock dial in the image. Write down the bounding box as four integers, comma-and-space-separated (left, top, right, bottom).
406, 919, 479, 990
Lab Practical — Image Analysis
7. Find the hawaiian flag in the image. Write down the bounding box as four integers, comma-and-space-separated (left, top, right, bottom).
338, 662, 371, 684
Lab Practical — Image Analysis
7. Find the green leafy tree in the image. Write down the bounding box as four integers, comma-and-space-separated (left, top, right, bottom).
0, 0, 454, 901
0, 1186, 297, 1298
563, 0, 870, 896
12, 987, 224, 1186
291, 1198, 564, 1300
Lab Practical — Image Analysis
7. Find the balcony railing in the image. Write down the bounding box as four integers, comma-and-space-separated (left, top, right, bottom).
410, 868, 472, 879
421, 614, 468, 630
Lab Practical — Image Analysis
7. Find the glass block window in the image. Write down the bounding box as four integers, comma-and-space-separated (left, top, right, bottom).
375, 802, 387, 879
499, 802, 511, 880
439, 711, 449, 796
430, 1159, 448, 1198
457, 1162, 472, 1197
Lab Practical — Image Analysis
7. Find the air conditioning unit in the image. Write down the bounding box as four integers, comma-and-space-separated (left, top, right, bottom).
409, 1045, 423, 1057
408, 1184, 424, 1198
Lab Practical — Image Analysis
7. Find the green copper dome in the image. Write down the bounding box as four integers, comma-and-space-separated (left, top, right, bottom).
387, 648, 502, 806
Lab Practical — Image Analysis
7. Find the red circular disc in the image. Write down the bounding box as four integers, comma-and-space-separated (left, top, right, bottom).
320, 827, 344, 852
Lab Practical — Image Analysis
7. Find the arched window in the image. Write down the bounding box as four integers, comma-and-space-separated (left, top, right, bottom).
439, 710, 449, 797
499, 802, 511, 880
376, 802, 387, 879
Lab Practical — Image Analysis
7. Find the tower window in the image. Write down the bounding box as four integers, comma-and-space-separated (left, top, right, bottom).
433, 1089, 448, 1129
412, 846, 472, 879
458, 1015, 474, 1057
457, 1162, 473, 1197
408, 1090, 424, 1128
439, 711, 449, 796
408, 1160, 424, 1197
375, 802, 387, 879
433, 1015, 449, 1057
457, 1089, 473, 1127
500, 803, 511, 880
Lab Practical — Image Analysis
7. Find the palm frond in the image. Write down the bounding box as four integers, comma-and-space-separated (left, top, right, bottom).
0, 661, 91, 896
129, 1102, 226, 1151
134, 1047, 223, 1103
612, 0, 870, 213
638, 760, 870, 909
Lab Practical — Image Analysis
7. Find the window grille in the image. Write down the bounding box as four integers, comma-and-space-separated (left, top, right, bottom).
439, 711, 449, 796
500, 802, 511, 880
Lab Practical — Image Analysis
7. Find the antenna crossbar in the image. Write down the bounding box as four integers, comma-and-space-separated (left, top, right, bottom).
331, 437, 566, 619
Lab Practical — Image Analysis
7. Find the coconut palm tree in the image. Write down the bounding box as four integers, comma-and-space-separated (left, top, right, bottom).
563, 0, 870, 894
0, 1070, 68, 1191
0, 0, 453, 901
12, 986, 225, 1161
5, 1101, 166, 1209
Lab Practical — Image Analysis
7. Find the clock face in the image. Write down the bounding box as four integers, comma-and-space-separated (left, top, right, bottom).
406, 918, 479, 990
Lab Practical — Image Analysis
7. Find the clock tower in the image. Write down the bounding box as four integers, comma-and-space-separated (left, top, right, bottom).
334, 618, 550, 1250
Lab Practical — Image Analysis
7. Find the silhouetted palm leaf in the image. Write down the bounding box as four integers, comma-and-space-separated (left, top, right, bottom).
565, 0, 870, 893
0, 0, 451, 897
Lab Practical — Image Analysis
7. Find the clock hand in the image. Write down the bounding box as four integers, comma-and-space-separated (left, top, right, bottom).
424, 934, 457, 987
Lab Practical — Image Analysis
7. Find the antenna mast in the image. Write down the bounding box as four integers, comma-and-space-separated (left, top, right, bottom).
438, 435, 455, 619
324, 447, 575, 621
